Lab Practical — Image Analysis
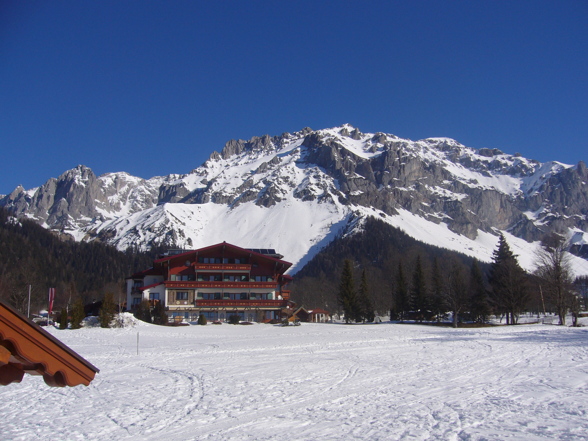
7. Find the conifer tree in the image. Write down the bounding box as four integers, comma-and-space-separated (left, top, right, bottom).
358, 269, 375, 323
394, 262, 409, 322
99, 292, 116, 328
70, 297, 85, 329
489, 235, 530, 324
469, 259, 491, 323
410, 255, 429, 322
338, 259, 359, 323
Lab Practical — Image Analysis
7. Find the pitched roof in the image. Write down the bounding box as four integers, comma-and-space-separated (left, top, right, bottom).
309, 308, 331, 315
0, 302, 99, 387
154, 241, 292, 268
138, 282, 164, 291
127, 267, 161, 279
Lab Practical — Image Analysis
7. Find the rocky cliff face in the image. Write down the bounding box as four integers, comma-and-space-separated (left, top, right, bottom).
2, 166, 168, 235
1, 125, 587, 270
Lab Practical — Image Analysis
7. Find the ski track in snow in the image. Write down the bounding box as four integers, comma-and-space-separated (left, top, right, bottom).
2, 322, 588, 440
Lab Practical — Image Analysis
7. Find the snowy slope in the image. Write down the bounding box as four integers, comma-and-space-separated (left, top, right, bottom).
1, 321, 588, 440
364, 207, 588, 277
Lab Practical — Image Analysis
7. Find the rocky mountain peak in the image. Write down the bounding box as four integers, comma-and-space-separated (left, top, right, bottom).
1, 126, 587, 274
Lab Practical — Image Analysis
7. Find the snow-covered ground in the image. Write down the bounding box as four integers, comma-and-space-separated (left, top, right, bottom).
2, 319, 588, 440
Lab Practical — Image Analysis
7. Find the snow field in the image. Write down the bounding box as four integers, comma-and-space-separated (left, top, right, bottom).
1, 321, 588, 440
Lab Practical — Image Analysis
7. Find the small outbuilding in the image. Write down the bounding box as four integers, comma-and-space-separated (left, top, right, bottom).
292, 307, 331, 323
308, 308, 331, 323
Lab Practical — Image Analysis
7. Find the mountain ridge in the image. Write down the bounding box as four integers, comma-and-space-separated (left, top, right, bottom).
2, 125, 587, 276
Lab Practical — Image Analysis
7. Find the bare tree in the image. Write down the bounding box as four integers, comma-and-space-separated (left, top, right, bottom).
534, 237, 575, 325
445, 259, 469, 328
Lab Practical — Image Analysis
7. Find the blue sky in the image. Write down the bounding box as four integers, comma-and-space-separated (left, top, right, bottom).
1, 1, 587, 195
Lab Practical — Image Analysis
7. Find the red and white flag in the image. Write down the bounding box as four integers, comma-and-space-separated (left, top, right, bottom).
48, 288, 55, 315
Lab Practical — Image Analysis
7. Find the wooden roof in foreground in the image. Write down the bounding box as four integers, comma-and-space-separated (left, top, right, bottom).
0, 302, 99, 387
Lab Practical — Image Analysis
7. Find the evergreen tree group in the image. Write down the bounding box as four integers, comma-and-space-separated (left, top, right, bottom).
293, 217, 586, 327
0, 207, 153, 316
337, 260, 375, 323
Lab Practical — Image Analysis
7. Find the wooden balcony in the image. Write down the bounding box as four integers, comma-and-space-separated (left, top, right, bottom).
193, 263, 252, 271
165, 281, 279, 289
194, 299, 288, 308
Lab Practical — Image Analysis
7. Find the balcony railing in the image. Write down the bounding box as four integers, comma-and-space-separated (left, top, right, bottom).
165, 281, 279, 289
193, 299, 288, 308
193, 263, 252, 271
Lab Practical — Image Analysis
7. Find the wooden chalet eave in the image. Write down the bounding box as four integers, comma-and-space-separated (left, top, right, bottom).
0, 302, 99, 387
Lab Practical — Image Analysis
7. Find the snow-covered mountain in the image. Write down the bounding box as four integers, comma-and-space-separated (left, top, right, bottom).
2, 124, 588, 275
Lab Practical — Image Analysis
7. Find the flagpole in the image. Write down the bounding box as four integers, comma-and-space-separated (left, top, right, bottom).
48, 287, 55, 326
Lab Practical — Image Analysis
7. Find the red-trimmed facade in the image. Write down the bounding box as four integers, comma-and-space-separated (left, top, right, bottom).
126, 242, 293, 322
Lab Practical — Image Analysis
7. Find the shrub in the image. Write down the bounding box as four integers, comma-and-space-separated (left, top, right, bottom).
70, 298, 85, 329
99, 292, 116, 328
134, 300, 152, 323
197, 314, 207, 325
59, 308, 68, 330
152, 302, 168, 325
228, 314, 240, 325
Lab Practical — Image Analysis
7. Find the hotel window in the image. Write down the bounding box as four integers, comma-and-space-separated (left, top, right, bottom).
132, 297, 142, 305
203, 311, 217, 321
176, 292, 189, 301
149, 293, 160, 301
